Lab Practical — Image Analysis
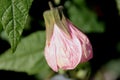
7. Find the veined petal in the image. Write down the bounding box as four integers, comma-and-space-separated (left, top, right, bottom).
45, 43, 58, 72
66, 19, 93, 62
51, 24, 82, 70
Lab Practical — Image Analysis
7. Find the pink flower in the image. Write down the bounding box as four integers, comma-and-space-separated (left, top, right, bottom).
43, 5, 93, 72
44, 18, 93, 72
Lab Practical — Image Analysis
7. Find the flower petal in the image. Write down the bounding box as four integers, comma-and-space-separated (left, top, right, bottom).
52, 24, 82, 70
45, 44, 58, 72
67, 19, 93, 62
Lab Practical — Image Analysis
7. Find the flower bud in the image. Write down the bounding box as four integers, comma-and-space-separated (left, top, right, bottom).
43, 3, 93, 72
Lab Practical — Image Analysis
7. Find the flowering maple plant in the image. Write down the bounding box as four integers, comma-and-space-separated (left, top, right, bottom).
43, 2, 93, 72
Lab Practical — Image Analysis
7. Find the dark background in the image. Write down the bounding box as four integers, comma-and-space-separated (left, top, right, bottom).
0, 0, 120, 79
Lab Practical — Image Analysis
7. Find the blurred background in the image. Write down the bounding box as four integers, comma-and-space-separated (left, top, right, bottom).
0, 0, 120, 80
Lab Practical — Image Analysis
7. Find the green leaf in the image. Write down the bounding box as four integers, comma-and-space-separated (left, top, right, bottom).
0, 22, 2, 33
64, 0, 105, 33
0, 0, 33, 51
0, 31, 52, 76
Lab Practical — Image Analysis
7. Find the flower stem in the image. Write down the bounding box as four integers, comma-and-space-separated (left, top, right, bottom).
48, 1, 53, 9
58, 69, 65, 74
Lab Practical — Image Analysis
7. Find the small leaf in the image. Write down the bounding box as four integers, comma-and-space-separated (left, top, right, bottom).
0, 0, 33, 51
0, 31, 52, 76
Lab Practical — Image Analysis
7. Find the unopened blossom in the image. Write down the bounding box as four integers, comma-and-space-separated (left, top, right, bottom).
43, 4, 93, 72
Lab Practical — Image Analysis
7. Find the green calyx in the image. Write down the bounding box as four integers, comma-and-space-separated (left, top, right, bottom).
43, 2, 70, 44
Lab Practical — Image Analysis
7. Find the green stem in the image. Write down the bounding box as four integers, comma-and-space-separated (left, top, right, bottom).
58, 69, 65, 74
48, 1, 53, 9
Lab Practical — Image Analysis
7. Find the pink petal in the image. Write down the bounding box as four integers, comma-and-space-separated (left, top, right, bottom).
52, 24, 82, 70
45, 44, 58, 72
67, 19, 93, 62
